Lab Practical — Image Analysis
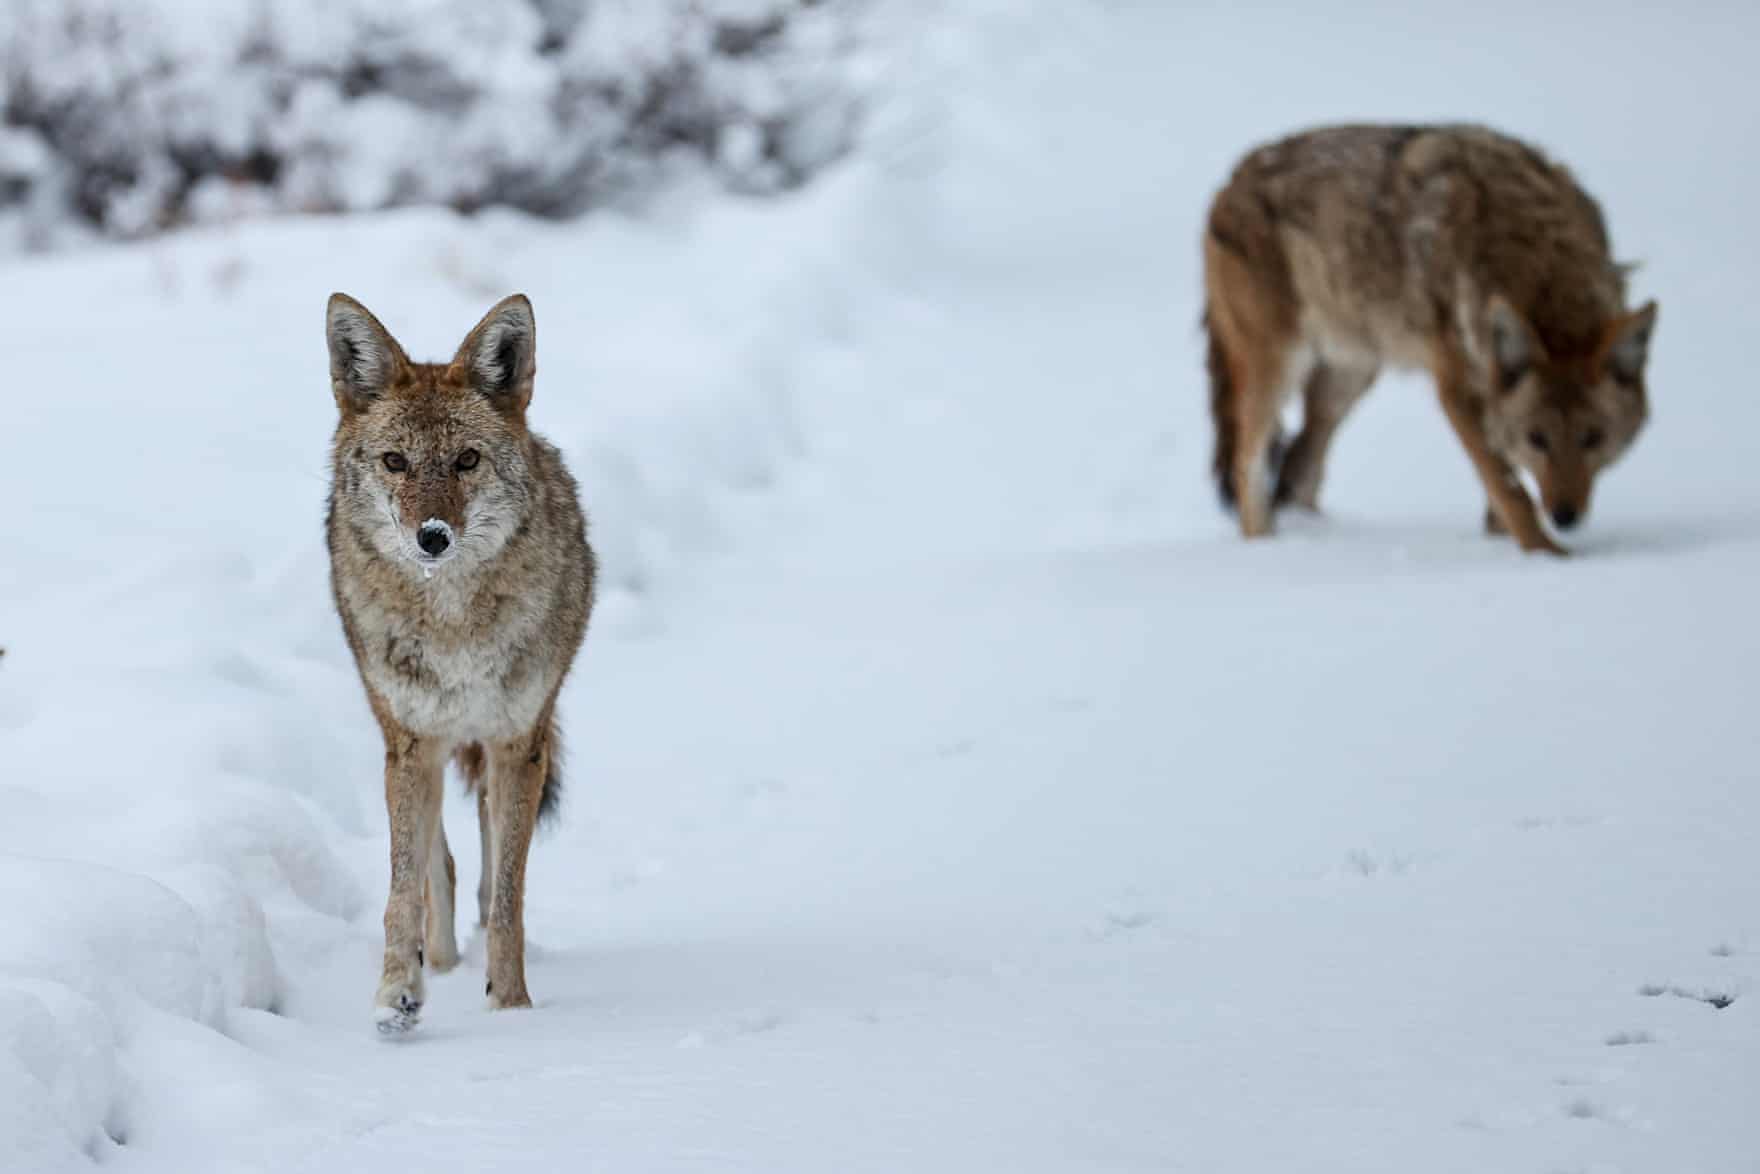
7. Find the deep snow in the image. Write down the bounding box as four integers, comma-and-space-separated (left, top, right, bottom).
3, 3, 1758, 1172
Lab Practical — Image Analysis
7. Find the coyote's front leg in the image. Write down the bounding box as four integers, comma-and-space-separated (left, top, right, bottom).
374, 722, 445, 1033
1435, 366, 1565, 557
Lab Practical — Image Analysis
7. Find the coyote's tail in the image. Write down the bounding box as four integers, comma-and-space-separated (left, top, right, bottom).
537, 720, 563, 823
1205, 306, 1238, 509
1204, 304, 1283, 511
455, 718, 564, 825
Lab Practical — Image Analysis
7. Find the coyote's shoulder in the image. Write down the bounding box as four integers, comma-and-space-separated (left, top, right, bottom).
1204, 123, 1657, 554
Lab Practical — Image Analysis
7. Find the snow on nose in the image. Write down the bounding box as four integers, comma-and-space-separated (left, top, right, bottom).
416, 519, 454, 557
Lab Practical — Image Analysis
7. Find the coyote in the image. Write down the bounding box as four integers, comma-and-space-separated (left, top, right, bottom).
325, 293, 595, 1031
1203, 124, 1658, 554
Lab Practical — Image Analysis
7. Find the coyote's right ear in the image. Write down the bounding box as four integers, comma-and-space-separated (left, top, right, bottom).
327, 294, 408, 413
1604, 300, 1658, 386
1486, 295, 1544, 391
452, 294, 536, 415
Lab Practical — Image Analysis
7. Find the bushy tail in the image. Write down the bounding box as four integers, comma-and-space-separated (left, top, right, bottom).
1204, 304, 1283, 512
454, 718, 564, 826
1205, 306, 1238, 510
537, 720, 563, 824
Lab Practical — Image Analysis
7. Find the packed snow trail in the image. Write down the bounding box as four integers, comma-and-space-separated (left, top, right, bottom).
213, 546, 1760, 1174
4, 3, 1759, 1172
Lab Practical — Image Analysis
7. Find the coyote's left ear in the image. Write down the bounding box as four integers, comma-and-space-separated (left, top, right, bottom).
1486, 294, 1544, 391
1602, 300, 1658, 385
327, 293, 410, 414
453, 294, 536, 413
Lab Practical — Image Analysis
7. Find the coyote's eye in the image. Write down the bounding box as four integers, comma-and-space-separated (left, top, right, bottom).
382, 452, 409, 473
1526, 430, 1549, 453
455, 448, 480, 471
1581, 427, 1605, 451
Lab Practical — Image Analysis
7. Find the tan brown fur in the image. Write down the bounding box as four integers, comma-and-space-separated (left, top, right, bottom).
324, 293, 595, 1031
1204, 124, 1658, 554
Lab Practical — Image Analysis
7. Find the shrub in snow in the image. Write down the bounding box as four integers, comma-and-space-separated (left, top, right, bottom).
0, 0, 864, 251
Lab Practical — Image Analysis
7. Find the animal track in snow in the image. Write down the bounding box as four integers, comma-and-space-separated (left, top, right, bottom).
734, 777, 790, 801
1341, 849, 1417, 878
1087, 908, 1159, 942
1603, 1029, 1656, 1047
1561, 1098, 1604, 1121
1637, 983, 1737, 1010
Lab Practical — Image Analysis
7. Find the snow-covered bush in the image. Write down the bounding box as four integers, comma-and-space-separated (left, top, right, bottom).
0, 0, 864, 251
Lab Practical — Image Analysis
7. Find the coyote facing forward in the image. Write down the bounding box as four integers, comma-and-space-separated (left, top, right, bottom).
325, 293, 595, 1031
1204, 124, 1658, 554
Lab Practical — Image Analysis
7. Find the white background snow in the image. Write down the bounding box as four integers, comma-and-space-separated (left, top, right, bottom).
3, 2, 1758, 1171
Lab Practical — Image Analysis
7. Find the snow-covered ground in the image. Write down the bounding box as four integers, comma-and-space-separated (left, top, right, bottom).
4, 3, 1758, 1171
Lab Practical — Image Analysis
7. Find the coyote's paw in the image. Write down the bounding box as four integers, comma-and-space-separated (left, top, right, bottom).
1520, 534, 1569, 558
485, 977, 532, 1011
374, 997, 422, 1035
374, 959, 425, 1035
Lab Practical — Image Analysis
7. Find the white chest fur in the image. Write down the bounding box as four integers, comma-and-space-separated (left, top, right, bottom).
350, 574, 555, 744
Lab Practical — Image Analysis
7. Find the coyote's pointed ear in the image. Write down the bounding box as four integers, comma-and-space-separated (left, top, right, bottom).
1486, 295, 1542, 391
1603, 300, 1658, 386
453, 294, 536, 413
327, 294, 408, 413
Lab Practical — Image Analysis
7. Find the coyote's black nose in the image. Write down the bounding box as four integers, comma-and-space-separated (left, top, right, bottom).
1551, 504, 1580, 530
417, 522, 452, 557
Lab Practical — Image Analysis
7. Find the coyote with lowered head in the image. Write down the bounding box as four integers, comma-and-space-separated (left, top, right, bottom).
325, 292, 595, 1032
1204, 124, 1658, 554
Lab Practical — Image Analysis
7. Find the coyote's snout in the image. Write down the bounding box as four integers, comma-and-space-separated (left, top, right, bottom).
1203, 124, 1658, 555
325, 293, 595, 1032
